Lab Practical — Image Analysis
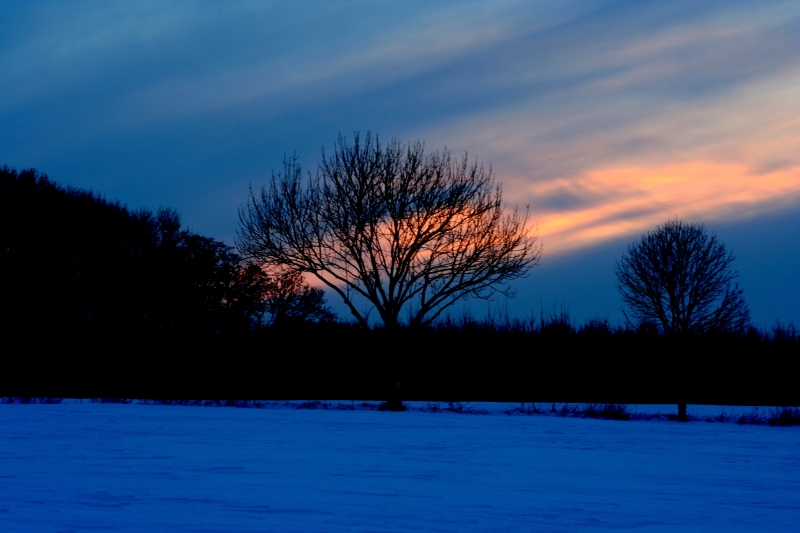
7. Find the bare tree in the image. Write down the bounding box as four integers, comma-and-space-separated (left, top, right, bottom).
616, 219, 750, 422
237, 132, 541, 329
615, 219, 749, 335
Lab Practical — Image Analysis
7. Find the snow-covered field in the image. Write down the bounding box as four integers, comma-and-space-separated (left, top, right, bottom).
1, 401, 797, 532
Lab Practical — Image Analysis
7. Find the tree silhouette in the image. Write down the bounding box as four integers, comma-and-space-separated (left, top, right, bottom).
615, 219, 750, 422
0, 166, 278, 340
615, 219, 749, 335
237, 132, 541, 329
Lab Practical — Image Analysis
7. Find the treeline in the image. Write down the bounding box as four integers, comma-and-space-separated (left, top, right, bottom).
5, 311, 797, 406
1, 167, 797, 406
0, 167, 331, 344
392, 313, 799, 406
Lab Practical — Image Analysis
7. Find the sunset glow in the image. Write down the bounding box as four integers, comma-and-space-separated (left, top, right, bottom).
528, 162, 800, 254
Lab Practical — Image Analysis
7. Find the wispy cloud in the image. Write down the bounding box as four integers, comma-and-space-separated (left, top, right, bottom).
530, 161, 800, 255
409, 5, 800, 254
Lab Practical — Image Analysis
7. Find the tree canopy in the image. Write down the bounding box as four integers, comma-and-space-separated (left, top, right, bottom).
615, 219, 749, 335
237, 133, 541, 329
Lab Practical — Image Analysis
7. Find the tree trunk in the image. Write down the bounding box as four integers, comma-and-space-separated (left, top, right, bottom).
380, 380, 405, 411
378, 327, 405, 411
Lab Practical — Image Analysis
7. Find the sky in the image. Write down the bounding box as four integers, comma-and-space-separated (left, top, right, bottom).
1, 1, 798, 327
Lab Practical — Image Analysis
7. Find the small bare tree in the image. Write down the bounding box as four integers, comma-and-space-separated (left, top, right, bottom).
615, 219, 749, 335
237, 132, 541, 329
616, 219, 749, 422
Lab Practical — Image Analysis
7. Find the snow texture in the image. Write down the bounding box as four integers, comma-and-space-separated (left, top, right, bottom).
1, 401, 798, 532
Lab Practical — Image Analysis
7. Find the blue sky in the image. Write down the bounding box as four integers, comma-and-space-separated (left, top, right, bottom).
1, 1, 798, 326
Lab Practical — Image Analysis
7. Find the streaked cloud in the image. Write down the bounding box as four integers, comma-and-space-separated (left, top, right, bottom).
531, 162, 800, 255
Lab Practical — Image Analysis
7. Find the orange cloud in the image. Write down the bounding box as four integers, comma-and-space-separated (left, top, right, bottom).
526, 161, 800, 255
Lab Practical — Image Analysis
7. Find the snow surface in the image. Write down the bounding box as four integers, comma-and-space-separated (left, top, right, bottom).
1, 401, 798, 532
